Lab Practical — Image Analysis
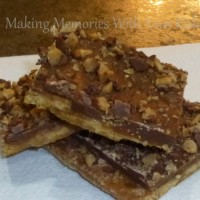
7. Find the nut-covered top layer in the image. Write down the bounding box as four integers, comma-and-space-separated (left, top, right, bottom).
33, 29, 188, 149
75, 101, 200, 189
0, 71, 57, 143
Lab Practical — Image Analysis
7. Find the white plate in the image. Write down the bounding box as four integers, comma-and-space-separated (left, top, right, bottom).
0, 44, 200, 200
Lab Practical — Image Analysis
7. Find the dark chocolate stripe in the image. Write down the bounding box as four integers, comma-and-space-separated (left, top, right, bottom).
75, 133, 150, 189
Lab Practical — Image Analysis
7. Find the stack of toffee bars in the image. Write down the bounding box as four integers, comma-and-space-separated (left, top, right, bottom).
1, 29, 200, 200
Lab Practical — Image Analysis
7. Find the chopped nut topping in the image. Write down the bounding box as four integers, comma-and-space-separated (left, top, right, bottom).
192, 115, 200, 125
182, 138, 198, 154
189, 124, 200, 134
112, 46, 124, 58
83, 57, 99, 73
65, 32, 79, 51
139, 100, 148, 108
98, 158, 106, 165
154, 58, 164, 72
69, 83, 77, 90
47, 47, 64, 66
147, 59, 154, 68
96, 96, 110, 114
74, 49, 93, 59
85, 153, 96, 167
98, 62, 114, 82
147, 96, 159, 102
142, 153, 159, 167
176, 174, 181, 179
90, 32, 102, 40
95, 55, 102, 61
127, 81, 133, 88
0, 83, 6, 89
101, 82, 113, 94
72, 63, 80, 71
152, 172, 162, 182
101, 46, 108, 58
1, 116, 9, 125
165, 162, 177, 175
141, 107, 156, 122
2, 89, 15, 100
180, 71, 187, 83
78, 29, 87, 38
123, 68, 134, 75
155, 75, 177, 90
147, 56, 164, 72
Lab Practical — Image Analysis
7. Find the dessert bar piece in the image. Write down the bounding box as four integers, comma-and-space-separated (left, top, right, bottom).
0, 71, 78, 156
47, 101, 200, 200
26, 30, 187, 150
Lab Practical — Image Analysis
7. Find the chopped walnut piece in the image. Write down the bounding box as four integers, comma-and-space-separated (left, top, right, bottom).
142, 107, 156, 122
8, 96, 16, 105
152, 172, 162, 182
72, 63, 80, 71
182, 138, 198, 154
47, 47, 64, 66
83, 57, 99, 73
96, 96, 110, 114
189, 124, 200, 134
165, 162, 177, 175
147, 56, 164, 72
180, 72, 187, 83
2, 89, 15, 100
154, 58, 164, 72
65, 32, 79, 51
1, 116, 9, 125
12, 105, 25, 118
147, 96, 159, 102
74, 49, 93, 59
124, 68, 134, 75
98, 158, 106, 165
69, 83, 77, 90
112, 46, 124, 58
90, 32, 102, 40
85, 153, 96, 167
101, 46, 108, 58
176, 174, 181, 179
101, 82, 113, 94
192, 114, 200, 125
142, 153, 159, 168
0, 82, 6, 89
98, 62, 114, 82
155, 75, 177, 90
78, 29, 87, 38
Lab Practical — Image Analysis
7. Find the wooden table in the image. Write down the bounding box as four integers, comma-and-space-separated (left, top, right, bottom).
1, 0, 200, 56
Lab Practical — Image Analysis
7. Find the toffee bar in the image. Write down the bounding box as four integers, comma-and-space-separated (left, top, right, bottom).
0, 71, 78, 156
26, 29, 187, 150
